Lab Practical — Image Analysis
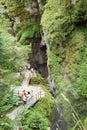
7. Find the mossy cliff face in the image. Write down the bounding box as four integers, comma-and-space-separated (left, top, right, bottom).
2, 0, 87, 129
41, 0, 87, 129
3, 0, 47, 77
4, 0, 40, 22
4, 0, 40, 37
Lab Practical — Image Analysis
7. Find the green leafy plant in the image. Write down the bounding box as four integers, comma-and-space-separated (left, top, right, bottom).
16, 22, 40, 44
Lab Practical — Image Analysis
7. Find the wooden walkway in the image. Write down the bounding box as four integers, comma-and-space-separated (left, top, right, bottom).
6, 86, 45, 120
6, 70, 45, 120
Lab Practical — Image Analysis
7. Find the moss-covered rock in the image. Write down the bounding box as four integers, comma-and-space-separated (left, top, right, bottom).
41, 0, 87, 129
16, 22, 40, 44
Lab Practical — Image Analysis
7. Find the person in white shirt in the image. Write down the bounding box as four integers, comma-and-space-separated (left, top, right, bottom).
27, 91, 31, 103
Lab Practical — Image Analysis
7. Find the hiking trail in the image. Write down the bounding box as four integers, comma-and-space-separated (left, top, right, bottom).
6, 69, 45, 120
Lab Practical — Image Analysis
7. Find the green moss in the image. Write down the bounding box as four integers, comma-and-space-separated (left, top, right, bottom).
21, 91, 55, 130
47, 27, 87, 129
41, 0, 74, 43
84, 118, 87, 129
16, 22, 40, 44
5, 0, 29, 21
42, 0, 87, 128
72, 0, 87, 23
30, 73, 47, 86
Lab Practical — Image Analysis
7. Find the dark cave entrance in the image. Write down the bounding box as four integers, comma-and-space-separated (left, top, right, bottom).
30, 40, 48, 78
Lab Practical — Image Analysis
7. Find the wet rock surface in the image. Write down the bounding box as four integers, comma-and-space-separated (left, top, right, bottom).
51, 106, 67, 130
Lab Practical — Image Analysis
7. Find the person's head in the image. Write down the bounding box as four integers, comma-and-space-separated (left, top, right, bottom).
23, 90, 25, 93
26, 65, 28, 69
28, 91, 30, 94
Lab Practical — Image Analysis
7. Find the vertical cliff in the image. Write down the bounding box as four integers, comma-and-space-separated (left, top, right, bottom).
1, 0, 87, 129
41, 0, 87, 129
3, 0, 47, 77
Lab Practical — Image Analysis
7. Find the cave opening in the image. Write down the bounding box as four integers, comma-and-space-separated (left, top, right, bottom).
30, 42, 48, 78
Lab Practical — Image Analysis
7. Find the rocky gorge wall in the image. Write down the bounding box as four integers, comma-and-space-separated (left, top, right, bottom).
2, 0, 87, 129
3, 0, 48, 77
41, 0, 87, 129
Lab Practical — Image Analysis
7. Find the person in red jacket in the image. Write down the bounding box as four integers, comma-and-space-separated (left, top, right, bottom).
21, 90, 27, 106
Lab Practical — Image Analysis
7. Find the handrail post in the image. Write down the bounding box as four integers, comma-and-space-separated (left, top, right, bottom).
36, 94, 38, 101
30, 90, 33, 96
38, 92, 39, 100
39, 91, 41, 99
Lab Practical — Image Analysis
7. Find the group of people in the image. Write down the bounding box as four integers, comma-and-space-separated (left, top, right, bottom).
19, 63, 37, 105
21, 90, 32, 106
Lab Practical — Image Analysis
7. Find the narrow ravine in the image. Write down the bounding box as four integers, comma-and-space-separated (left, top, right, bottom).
1, 0, 87, 130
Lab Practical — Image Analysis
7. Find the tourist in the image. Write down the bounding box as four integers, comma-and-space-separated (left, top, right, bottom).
27, 63, 31, 70
21, 90, 27, 106
27, 91, 31, 103
30, 67, 37, 78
